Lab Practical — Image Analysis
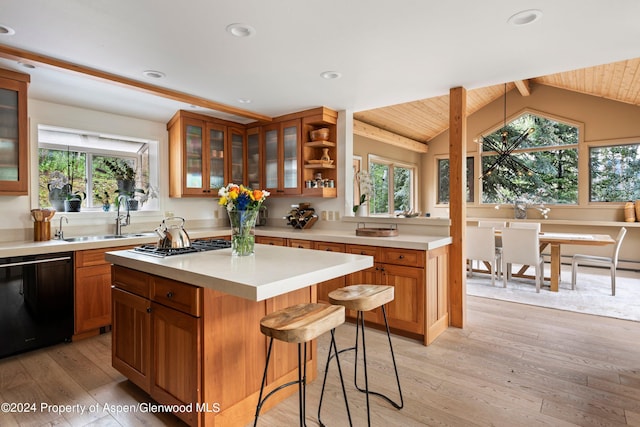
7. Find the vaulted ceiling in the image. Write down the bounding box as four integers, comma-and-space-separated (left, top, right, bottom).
354, 57, 640, 146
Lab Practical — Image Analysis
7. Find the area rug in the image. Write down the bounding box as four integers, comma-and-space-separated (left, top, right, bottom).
466, 264, 640, 322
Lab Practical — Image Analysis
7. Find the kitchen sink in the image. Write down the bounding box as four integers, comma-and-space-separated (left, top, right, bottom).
63, 232, 156, 242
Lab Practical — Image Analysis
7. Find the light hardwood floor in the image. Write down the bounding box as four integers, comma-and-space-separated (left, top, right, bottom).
2, 296, 639, 426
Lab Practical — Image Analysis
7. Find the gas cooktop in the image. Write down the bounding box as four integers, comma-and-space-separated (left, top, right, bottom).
133, 239, 231, 257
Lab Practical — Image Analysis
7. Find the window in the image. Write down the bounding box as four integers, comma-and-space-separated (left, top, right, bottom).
437, 157, 474, 204
369, 155, 417, 214
38, 126, 158, 211
480, 113, 578, 205
590, 142, 640, 202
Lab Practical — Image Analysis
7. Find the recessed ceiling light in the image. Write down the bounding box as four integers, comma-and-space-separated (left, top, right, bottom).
0, 24, 16, 36
18, 62, 35, 69
237, 98, 252, 104
142, 70, 165, 79
226, 23, 256, 38
320, 71, 342, 80
507, 9, 543, 26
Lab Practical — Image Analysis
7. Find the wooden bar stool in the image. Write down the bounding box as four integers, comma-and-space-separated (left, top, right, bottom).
321, 285, 403, 426
254, 303, 352, 427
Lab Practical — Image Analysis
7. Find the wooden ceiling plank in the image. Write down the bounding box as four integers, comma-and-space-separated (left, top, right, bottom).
0, 44, 272, 122
514, 80, 531, 96
353, 119, 428, 153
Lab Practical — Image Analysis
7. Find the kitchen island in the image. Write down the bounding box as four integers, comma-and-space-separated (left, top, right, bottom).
105, 244, 372, 427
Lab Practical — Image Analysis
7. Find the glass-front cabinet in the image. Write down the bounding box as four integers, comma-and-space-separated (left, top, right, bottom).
246, 127, 261, 190
263, 120, 301, 195
0, 70, 29, 195
228, 127, 245, 185
168, 112, 228, 197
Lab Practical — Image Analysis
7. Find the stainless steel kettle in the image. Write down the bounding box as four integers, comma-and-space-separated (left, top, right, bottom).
155, 216, 191, 248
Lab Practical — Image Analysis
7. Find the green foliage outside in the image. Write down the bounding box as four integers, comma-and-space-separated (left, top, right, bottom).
38, 149, 86, 208
590, 144, 640, 202
480, 114, 579, 205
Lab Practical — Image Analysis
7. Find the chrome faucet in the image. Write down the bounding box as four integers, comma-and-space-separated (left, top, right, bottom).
115, 195, 130, 235
55, 215, 68, 239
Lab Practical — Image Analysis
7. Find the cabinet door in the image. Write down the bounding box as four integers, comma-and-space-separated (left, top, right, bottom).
151, 302, 201, 427
228, 126, 245, 185
246, 127, 261, 189
263, 123, 279, 193
0, 76, 28, 195
281, 119, 301, 194
112, 287, 151, 393
207, 122, 226, 192
75, 264, 112, 334
381, 264, 425, 334
256, 236, 286, 246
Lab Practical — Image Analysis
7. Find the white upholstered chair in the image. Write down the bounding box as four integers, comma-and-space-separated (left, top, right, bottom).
478, 220, 507, 250
466, 226, 501, 286
571, 227, 627, 296
501, 227, 545, 292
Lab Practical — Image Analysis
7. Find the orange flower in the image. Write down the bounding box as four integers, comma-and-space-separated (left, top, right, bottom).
252, 189, 263, 201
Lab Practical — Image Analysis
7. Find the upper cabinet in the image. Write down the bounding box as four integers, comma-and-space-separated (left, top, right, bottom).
0, 69, 29, 196
168, 111, 242, 197
167, 107, 337, 198
263, 119, 301, 196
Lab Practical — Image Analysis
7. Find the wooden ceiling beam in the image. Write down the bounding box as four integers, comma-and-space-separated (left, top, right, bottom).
353, 119, 428, 153
0, 44, 272, 122
514, 79, 531, 96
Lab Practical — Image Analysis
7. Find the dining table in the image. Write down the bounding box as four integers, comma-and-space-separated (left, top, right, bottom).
511, 232, 616, 292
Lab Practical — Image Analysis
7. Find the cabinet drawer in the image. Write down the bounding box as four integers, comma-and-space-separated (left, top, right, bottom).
289, 239, 313, 249
380, 248, 425, 267
314, 241, 345, 252
112, 266, 150, 298
256, 236, 286, 246
345, 244, 379, 258
77, 245, 135, 267
152, 277, 202, 317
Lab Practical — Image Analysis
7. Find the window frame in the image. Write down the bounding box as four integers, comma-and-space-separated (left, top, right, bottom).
367, 154, 418, 215
36, 125, 159, 213
587, 137, 640, 204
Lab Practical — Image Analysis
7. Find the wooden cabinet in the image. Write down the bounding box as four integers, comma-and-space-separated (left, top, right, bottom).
246, 126, 262, 189
301, 108, 338, 198
346, 245, 425, 336
256, 236, 286, 246
263, 119, 301, 196
74, 245, 134, 339
111, 265, 316, 426
0, 69, 29, 195
168, 110, 245, 197
228, 126, 246, 184
313, 241, 346, 304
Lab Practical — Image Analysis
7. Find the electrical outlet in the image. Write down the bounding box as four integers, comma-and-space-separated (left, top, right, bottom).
321, 211, 327, 220
334, 211, 340, 221
327, 211, 334, 221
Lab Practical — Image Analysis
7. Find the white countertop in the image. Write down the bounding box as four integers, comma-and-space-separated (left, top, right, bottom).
0, 226, 451, 257
105, 244, 373, 301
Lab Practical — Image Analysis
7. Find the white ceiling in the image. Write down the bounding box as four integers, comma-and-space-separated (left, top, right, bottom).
2, 0, 640, 125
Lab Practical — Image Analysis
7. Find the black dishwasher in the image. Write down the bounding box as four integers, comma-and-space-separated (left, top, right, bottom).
0, 252, 73, 359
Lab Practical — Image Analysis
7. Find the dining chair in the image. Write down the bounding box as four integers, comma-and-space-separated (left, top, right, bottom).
478, 220, 507, 250
509, 222, 541, 232
501, 227, 545, 292
466, 226, 501, 286
571, 227, 627, 296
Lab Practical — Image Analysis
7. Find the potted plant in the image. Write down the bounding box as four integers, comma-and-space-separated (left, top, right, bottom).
64, 190, 86, 212
47, 171, 70, 212
353, 170, 373, 216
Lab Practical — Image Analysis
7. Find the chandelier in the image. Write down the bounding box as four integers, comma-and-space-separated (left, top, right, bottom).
479, 84, 535, 179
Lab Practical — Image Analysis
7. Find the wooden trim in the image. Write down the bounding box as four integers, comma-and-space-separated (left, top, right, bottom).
514, 79, 531, 96
353, 119, 428, 153
0, 44, 271, 122
448, 87, 466, 329
0, 67, 30, 82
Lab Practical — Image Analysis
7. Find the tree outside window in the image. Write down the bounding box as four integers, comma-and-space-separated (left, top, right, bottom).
369, 156, 417, 215
480, 113, 578, 205
590, 143, 640, 202
437, 157, 474, 204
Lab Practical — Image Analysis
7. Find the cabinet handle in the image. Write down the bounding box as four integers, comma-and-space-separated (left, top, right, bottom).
325, 248, 332, 251
166, 291, 174, 299
298, 245, 304, 248
146, 307, 152, 313
399, 255, 405, 259
360, 251, 366, 255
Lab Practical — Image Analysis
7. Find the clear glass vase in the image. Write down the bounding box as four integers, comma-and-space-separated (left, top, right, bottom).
228, 208, 259, 256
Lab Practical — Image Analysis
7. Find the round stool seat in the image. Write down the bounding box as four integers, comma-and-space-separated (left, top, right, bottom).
329, 285, 394, 312
260, 303, 345, 344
